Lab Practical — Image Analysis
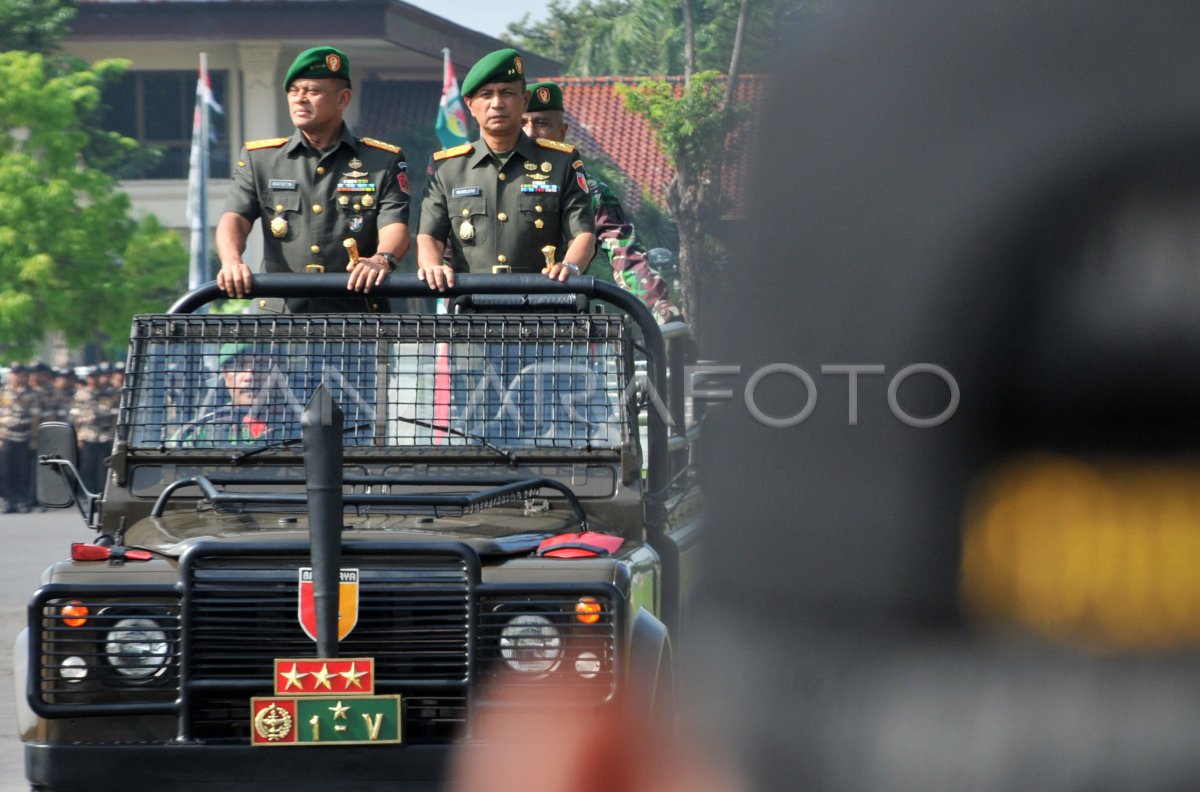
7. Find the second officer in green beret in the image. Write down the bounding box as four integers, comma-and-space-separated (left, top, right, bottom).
417, 48, 595, 290
217, 46, 410, 311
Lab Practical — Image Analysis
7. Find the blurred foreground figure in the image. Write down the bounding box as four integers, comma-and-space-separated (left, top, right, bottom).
455, 1, 1200, 789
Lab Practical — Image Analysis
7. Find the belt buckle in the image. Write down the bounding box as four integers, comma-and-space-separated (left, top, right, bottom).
305, 264, 325, 273
492, 264, 512, 274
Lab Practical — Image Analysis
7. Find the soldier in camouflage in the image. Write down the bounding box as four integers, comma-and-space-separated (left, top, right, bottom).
72, 367, 116, 494
0, 364, 39, 513
522, 81, 682, 324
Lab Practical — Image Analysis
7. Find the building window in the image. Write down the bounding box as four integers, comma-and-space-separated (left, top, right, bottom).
102, 70, 230, 180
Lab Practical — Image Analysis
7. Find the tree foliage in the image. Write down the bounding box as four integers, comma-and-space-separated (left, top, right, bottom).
0, 51, 187, 359
0, 0, 76, 53
504, 0, 799, 76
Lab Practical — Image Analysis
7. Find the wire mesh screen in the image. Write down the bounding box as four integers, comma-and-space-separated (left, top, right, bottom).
120, 314, 632, 451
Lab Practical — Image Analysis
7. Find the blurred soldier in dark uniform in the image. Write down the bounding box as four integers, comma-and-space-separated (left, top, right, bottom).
71, 367, 111, 494
522, 81, 681, 324
417, 48, 595, 290
47, 368, 75, 424
217, 46, 410, 312
0, 364, 39, 513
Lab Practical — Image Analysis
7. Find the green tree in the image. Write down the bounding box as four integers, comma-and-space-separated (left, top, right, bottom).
0, 51, 187, 360
0, 0, 75, 53
504, 0, 798, 77
510, 0, 814, 323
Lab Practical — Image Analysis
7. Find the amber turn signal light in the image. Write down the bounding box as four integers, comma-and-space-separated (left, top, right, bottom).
61, 601, 88, 628
575, 597, 602, 624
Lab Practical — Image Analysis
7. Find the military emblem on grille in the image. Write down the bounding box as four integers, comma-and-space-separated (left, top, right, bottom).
297, 567, 360, 641
253, 702, 294, 742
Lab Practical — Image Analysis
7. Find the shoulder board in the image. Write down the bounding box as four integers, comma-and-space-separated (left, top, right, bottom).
360, 137, 402, 154
535, 138, 575, 154
433, 143, 473, 161
245, 137, 288, 151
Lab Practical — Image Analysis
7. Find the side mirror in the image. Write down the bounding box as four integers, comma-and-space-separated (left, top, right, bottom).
36, 422, 79, 509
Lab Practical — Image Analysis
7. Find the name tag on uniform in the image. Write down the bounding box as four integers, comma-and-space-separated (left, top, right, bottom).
270, 180, 298, 190
452, 187, 482, 197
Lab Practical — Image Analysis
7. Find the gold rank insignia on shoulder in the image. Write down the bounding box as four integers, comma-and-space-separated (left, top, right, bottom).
535, 138, 575, 154
434, 143, 473, 161
359, 137, 402, 154
246, 137, 288, 150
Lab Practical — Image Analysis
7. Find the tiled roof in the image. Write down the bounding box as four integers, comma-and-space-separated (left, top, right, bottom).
547, 74, 767, 216
356, 73, 767, 217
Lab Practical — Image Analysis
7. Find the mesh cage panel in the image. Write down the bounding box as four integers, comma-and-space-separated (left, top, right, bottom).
120, 314, 631, 451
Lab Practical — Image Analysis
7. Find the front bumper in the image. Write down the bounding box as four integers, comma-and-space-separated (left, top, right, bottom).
26, 741, 451, 791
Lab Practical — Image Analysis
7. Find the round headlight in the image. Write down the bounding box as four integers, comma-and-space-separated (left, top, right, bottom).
499, 614, 562, 674
105, 617, 169, 679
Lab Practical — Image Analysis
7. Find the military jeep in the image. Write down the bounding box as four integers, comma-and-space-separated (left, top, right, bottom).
19, 273, 700, 791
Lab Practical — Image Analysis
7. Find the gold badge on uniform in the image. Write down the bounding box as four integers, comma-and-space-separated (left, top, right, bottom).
362, 194, 374, 208
534, 218, 544, 229
459, 218, 475, 241
540, 162, 552, 174
524, 161, 538, 171
338, 195, 350, 206
270, 216, 289, 238
348, 158, 363, 170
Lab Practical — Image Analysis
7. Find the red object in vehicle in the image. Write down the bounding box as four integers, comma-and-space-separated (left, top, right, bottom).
536, 532, 625, 559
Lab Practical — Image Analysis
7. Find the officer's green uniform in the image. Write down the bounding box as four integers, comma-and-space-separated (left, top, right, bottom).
418, 49, 594, 274
223, 47, 410, 311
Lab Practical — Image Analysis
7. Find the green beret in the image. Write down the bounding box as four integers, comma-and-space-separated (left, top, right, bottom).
218, 342, 256, 368
461, 48, 525, 98
526, 81, 563, 112
283, 46, 351, 91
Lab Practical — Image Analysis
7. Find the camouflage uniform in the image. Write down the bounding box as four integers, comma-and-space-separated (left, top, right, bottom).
72, 374, 116, 494
586, 177, 681, 325
0, 372, 39, 512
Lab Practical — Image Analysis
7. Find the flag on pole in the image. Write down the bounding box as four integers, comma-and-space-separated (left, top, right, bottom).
187, 52, 224, 291
434, 48, 470, 149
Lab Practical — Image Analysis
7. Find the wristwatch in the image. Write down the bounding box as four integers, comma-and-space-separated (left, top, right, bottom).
379, 252, 399, 272
563, 261, 580, 273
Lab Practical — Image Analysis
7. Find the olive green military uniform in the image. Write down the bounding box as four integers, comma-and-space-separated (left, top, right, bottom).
225, 125, 409, 310
419, 133, 594, 273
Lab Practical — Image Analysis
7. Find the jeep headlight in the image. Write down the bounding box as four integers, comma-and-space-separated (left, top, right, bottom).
105, 617, 170, 679
499, 614, 562, 674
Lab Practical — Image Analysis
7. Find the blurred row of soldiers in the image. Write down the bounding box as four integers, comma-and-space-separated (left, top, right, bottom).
0, 361, 123, 513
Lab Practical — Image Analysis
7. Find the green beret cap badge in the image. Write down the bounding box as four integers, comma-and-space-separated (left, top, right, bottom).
461, 48, 525, 98
526, 81, 563, 112
284, 46, 351, 91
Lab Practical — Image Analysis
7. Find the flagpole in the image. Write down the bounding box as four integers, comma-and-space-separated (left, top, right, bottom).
198, 51, 210, 286
187, 53, 210, 293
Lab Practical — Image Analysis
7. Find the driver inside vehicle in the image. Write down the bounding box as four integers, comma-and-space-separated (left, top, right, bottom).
171, 343, 272, 446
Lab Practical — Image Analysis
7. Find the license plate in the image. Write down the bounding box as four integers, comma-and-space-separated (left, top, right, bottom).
250, 695, 402, 745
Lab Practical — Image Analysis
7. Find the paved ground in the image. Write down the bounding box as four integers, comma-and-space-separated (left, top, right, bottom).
0, 510, 91, 789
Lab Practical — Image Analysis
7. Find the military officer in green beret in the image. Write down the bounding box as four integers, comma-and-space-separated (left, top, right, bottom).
523, 80, 682, 324
417, 48, 595, 290
217, 46, 410, 312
